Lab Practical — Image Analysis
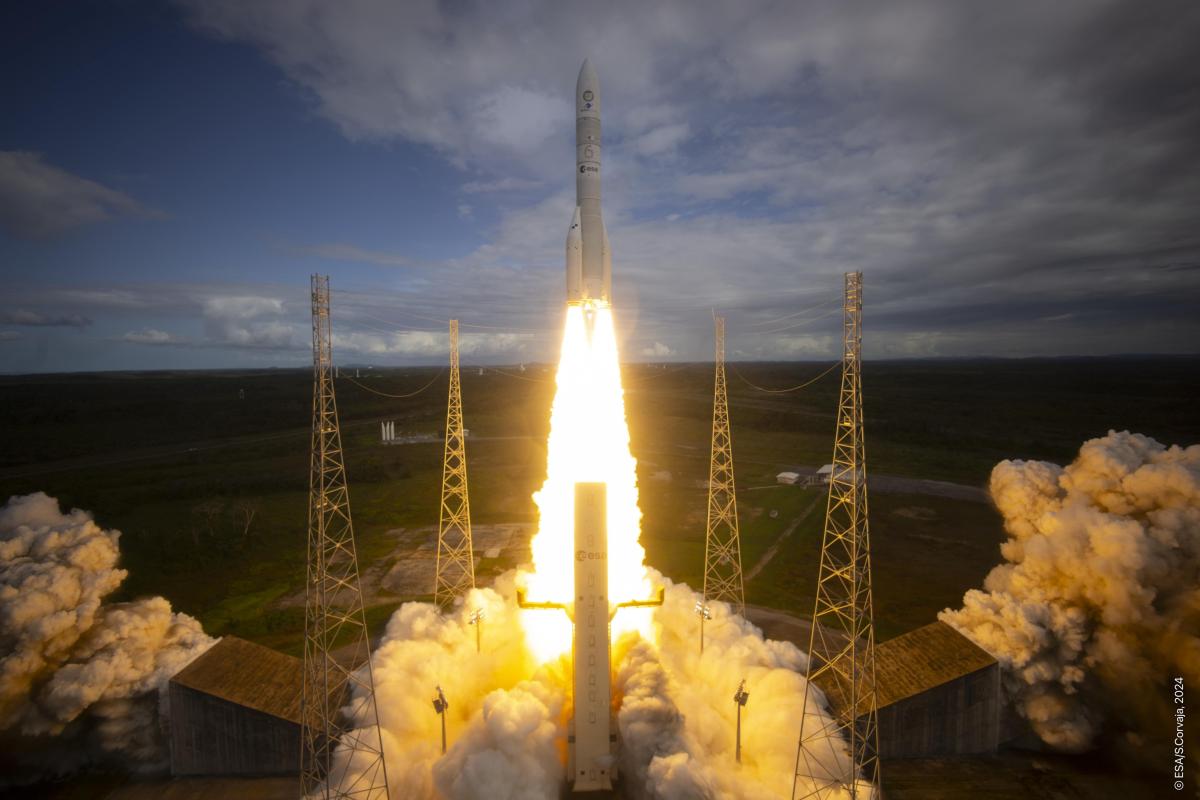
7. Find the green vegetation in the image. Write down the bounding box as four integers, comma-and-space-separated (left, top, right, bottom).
1, 356, 1196, 653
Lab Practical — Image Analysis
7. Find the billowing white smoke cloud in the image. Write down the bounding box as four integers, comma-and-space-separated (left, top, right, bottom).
330, 570, 850, 799
0, 492, 215, 768
617, 572, 850, 800
325, 573, 566, 800
940, 431, 1200, 752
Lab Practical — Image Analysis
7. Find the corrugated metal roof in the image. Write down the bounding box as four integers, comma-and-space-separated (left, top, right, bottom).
813, 621, 996, 715
170, 636, 303, 724
874, 621, 996, 708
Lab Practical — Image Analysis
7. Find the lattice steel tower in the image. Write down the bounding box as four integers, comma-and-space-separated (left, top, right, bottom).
701, 313, 744, 650
301, 275, 391, 800
434, 319, 475, 609
792, 271, 880, 800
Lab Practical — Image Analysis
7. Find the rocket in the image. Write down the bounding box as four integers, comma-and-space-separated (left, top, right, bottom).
566, 59, 612, 305
511, 60, 664, 794
516, 481, 662, 793
570, 482, 615, 791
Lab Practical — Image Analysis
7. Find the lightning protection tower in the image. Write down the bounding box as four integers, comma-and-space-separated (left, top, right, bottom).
301, 275, 391, 800
792, 271, 880, 800
701, 313, 744, 651
434, 319, 475, 609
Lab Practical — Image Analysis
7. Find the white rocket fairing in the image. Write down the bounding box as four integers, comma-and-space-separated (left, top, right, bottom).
567, 59, 611, 304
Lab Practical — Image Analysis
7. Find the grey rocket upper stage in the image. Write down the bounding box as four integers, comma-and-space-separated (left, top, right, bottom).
567, 59, 612, 305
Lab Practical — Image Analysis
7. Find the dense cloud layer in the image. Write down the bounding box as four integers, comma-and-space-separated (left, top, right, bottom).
941, 431, 1200, 752
327, 570, 854, 799
5, 3, 1199, 370
169, 0, 1200, 363
0, 493, 215, 770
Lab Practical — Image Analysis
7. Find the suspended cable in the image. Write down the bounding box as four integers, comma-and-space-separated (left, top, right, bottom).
339, 368, 446, 398
738, 293, 842, 329
479, 365, 554, 384
345, 317, 443, 337
338, 306, 555, 336
335, 308, 448, 333
457, 319, 557, 333
729, 360, 841, 394
751, 305, 843, 335
624, 362, 695, 386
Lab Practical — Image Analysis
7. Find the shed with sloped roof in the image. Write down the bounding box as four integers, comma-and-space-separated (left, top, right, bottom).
168, 636, 304, 776
814, 621, 1002, 759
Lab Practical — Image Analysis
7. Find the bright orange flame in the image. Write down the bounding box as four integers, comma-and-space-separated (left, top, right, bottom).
523, 303, 651, 661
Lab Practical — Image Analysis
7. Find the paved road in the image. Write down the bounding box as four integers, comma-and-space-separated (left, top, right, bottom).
744, 603, 850, 651
0, 425, 537, 482
753, 467, 989, 504
869, 474, 988, 503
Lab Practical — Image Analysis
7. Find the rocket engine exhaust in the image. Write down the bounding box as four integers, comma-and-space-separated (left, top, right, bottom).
519, 482, 663, 792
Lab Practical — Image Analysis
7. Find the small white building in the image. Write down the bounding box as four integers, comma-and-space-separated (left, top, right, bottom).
814, 464, 835, 485
776, 471, 801, 485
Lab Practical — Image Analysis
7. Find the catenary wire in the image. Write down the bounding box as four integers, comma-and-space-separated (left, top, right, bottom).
729, 360, 841, 394
339, 369, 447, 398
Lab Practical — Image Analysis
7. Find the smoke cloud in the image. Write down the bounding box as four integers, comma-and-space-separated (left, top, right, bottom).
940, 431, 1200, 752
616, 573, 847, 799
0, 492, 215, 770
328, 569, 850, 799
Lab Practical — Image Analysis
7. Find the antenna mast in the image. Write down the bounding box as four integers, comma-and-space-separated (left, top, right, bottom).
792, 271, 880, 799
700, 313, 745, 651
434, 319, 476, 608
301, 274, 391, 800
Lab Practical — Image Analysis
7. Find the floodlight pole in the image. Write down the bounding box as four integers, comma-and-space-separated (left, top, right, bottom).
734, 679, 750, 763
695, 600, 712, 654
469, 608, 484, 653
433, 686, 449, 754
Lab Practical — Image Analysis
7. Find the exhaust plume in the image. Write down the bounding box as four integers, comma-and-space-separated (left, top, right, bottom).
617, 574, 844, 800
0, 492, 215, 770
328, 571, 848, 799
940, 431, 1200, 752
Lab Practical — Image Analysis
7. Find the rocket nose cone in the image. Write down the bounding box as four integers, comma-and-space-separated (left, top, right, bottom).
577, 59, 599, 99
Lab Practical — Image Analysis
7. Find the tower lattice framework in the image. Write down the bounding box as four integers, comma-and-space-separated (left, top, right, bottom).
434, 319, 475, 609
702, 314, 745, 641
301, 274, 391, 800
793, 271, 880, 799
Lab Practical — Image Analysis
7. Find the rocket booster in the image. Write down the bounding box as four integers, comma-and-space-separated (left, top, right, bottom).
567, 59, 611, 304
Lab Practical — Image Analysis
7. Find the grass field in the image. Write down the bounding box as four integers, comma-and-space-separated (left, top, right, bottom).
1, 356, 1197, 654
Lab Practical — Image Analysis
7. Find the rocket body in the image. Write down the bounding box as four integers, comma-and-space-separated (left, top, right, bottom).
570, 482, 615, 791
567, 60, 611, 304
